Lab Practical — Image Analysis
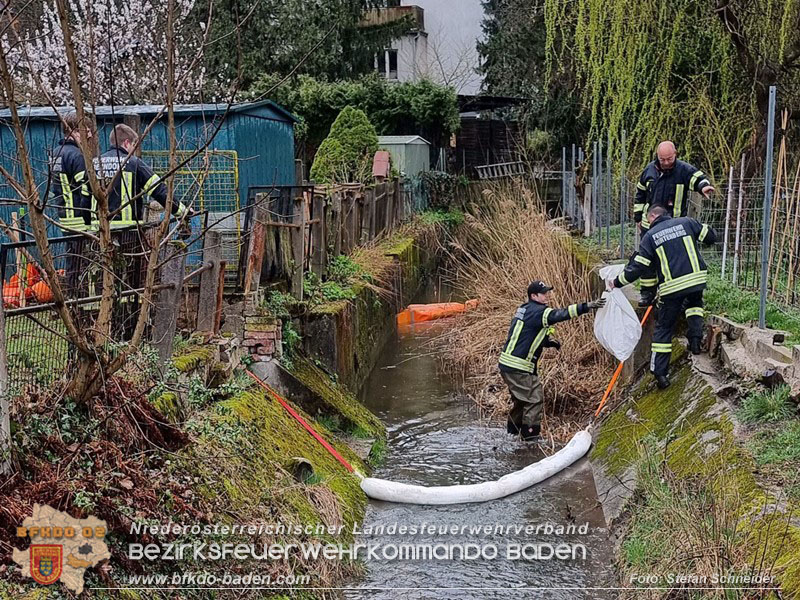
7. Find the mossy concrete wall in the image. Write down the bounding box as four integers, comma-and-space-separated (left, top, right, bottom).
591, 346, 800, 596
302, 234, 435, 393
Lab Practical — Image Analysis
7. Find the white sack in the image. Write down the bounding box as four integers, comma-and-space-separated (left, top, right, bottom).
594, 264, 642, 362
359, 430, 592, 505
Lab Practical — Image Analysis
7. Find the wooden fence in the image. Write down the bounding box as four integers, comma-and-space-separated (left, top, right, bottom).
242, 178, 405, 300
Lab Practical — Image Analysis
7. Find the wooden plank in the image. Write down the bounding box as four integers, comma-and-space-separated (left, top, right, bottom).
214, 260, 226, 334
197, 230, 222, 332
244, 200, 267, 297
368, 187, 377, 240
291, 196, 305, 300
332, 192, 342, 258
345, 191, 356, 253
311, 193, 326, 278
153, 241, 188, 366
384, 181, 394, 233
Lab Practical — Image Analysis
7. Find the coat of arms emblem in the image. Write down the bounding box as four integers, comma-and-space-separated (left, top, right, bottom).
30, 545, 63, 585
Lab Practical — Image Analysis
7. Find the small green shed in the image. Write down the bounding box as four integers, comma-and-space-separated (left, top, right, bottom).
377, 135, 431, 178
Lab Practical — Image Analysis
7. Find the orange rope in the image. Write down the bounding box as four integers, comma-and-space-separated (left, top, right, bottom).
594, 304, 654, 418
247, 370, 356, 473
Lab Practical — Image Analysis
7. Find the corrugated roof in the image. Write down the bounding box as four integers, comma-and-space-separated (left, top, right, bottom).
378, 135, 430, 145
0, 99, 298, 122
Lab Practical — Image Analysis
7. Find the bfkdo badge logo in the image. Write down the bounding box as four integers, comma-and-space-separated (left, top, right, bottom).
30, 545, 63, 585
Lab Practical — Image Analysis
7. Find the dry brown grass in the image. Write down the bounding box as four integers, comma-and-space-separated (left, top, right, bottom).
437, 181, 613, 439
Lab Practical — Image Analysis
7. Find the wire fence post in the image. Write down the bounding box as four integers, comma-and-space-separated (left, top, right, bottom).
620, 129, 627, 258
606, 130, 611, 249
759, 85, 777, 329
571, 144, 576, 228
0, 302, 10, 476
733, 154, 745, 285
722, 164, 734, 279
599, 139, 604, 244
592, 142, 598, 237
561, 146, 567, 218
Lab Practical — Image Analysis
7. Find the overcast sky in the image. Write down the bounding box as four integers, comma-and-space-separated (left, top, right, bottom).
403, 0, 485, 95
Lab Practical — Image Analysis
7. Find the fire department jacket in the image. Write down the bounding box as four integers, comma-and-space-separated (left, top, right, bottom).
614, 215, 717, 297
498, 299, 590, 374
634, 159, 711, 229
92, 146, 187, 227
49, 139, 91, 230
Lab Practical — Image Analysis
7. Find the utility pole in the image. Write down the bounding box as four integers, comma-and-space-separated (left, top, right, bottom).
759, 86, 777, 329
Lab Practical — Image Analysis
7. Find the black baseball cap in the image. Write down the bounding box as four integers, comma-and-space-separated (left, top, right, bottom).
527, 281, 553, 296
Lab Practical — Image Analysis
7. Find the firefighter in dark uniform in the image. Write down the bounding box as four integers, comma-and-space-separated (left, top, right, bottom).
92, 124, 189, 228
499, 281, 606, 441
50, 112, 93, 231
633, 141, 715, 306
50, 112, 95, 298
609, 205, 717, 389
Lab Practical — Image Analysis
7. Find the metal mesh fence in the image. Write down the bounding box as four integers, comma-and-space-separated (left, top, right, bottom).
144, 150, 242, 280
0, 226, 166, 392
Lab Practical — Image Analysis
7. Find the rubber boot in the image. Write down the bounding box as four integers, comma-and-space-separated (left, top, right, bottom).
520, 423, 541, 442
507, 419, 520, 435
689, 337, 702, 355
656, 375, 671, 389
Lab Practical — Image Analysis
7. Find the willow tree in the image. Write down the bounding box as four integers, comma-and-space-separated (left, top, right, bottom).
537, 0, 800, 177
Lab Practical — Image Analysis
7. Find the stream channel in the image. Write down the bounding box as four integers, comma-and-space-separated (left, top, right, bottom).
348, 282, 616, 599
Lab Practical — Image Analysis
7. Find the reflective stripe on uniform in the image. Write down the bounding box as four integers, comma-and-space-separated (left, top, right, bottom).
499, 352, 534, 372
689, 170, 703, 191
641, 203, 651, 228
619, 271, 629, 285
541, 307, 552, 328
651, 342, 672, 353
526, 327, 550, 362
685, 307, 704, 318
699, 224, 710, 242
634, 255, 651, 266
640, 278, 658, 287
636, 182, 647, 191
505, 320, 524, 354
568, 304, 578, 319
634, 203, 645, 213
659, 271, 708, 296
121, 172, 134, 223
655, 246, 672, 280
59, 174, 74, 218
143, 173, 160, 193
674, 184, 684, 216
683, 236, 701, 272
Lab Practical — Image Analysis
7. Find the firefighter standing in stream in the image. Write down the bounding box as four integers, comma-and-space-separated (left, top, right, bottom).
633, 141, 715, 306
499, 281, 606, 441
608, 205, 717, 389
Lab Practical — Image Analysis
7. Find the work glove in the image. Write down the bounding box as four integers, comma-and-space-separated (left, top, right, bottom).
587, 297, 607, 311
547, 339, 562, 351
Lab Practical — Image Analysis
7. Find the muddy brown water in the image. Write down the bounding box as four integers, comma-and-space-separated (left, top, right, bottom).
348, 286, 615, 599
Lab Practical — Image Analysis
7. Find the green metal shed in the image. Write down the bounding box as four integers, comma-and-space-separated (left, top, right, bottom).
377, 135, 431, 178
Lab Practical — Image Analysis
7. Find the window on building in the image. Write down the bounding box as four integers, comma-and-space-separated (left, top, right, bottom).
386, 0, 401, 6
376, 51, 386, 77
375, 49, 399, 80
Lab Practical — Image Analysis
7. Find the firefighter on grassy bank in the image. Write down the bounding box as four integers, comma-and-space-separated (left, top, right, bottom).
93, 124, 190, 228
499, 281, 606, 441
608, 205, 717, 389
633, 141, 715, 306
